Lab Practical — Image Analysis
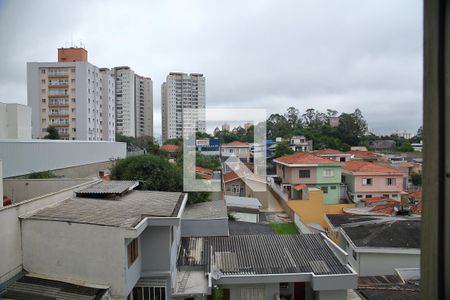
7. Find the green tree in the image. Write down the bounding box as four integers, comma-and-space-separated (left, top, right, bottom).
111, 155, 182, 191
410, 126, 423, 143
111, 155, 210, 204
337, 109, 368, 146
44, 127, 60, 139
196, 131, 211, 139
274, 142, 294, 158
196, 152, 221, 170
27, 170, 57, 179
411, 173, 422, 186
397, 141, 414, 152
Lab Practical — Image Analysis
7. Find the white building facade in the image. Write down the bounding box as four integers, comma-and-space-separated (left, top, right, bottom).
0, 102, 32, 139
27, 48, 115, 141
113, 67, 153, 138
161, 72, 205, 142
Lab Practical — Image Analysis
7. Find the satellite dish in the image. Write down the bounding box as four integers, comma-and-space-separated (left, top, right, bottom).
211, 268, 223, 280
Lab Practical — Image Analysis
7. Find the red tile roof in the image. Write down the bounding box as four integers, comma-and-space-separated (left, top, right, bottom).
369, 204, 396, 215
160, 144, 179, 152
316, 148, 345, 155
221, 141, 250, 147
274, 152, 340, 165
223, 171, 266, 183
410, 200, 422, 215
223, 171, 240, 182
396, 162, 416, 168
342, 160, 402, 173
360, 197, 400, 204
346, 150, 379, 160
293, 184, 306, 191
195, 166, 214, 180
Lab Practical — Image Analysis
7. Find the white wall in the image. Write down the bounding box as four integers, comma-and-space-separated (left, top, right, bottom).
0, 179, 95, 284
0, 140, 126, 178
0, 161, 3, 208
22, 220, 128, 299
357, 251, 420, 276
0, 103, 32, 139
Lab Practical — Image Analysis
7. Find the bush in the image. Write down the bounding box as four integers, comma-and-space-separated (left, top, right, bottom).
111, 155, 182, 191
27, 170, 57, 179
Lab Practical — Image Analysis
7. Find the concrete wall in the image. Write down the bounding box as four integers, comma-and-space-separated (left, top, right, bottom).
277, 165, 318, 185
224, 178, 268, 208
22, 220, 128, 299
0, 161, 3, 208
0, 103, 32, 139
3, 178, 92, 203
356, 251, 420, 276
0, 140, 126, 177
0, 179, 96, 285
181, 219, 229, 237
140, 226, 171, 272
221, 283, 279, 300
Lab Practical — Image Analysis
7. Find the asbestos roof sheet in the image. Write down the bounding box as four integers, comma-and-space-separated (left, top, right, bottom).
342, 220, 421, 249
178, 234, 352, 276
25, 190, 185, 228
75, 180, 139, 196
0, 275, 108, 300
182, 200, 228, 220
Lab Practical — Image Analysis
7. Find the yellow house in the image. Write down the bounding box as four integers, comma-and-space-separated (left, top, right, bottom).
288, 188, 355, 229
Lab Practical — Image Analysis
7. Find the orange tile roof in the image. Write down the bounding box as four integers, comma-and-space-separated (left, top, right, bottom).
195, 166, 214, 180
408, 191, 422, 200
274, 152, 340, 165
221, 141, 250, 147
160, 144, 179, 152
223, 171, 240, 182
360, 197, 400, 204
293, 184, 306, 191
410, 200, 422, 214
396, 162, 416, 168
369, 204, 396, 215
346, 150, 379, 159
342, 160, 402, 173
316, 148, 345, 155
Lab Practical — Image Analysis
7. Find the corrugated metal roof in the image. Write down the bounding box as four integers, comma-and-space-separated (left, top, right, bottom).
75, 180, 139, 196
25, 190, 185, 228
0, 275, 108, 300
178, 234, 352, 276
224, 196, 262, 210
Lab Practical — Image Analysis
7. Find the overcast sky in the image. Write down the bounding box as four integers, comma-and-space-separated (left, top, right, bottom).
0, 0, 423, 137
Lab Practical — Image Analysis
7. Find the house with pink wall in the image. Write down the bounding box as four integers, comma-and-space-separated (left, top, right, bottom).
342, 160, 405, 203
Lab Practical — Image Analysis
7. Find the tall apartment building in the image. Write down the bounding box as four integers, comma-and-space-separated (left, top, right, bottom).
113, 67, 153, 138
27, 48, 116, 141
161, 72, 205, 142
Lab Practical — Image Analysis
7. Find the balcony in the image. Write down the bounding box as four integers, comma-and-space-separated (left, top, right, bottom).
48, 84, 69, 89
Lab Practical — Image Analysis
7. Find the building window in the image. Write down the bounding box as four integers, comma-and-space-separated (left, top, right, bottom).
71, 68, 75, 73
362, 178, 373, 185
41, 79, 46, 84
131, 286, 166, 300
299, 170, 310, 178
42, 99, 46, 103
320, 186, 329, 194
322, 169, 334, 177
392, 194, 399, 198
330, 185, 337, 190
352, 250, 357, 261
41, 69, 45, 74
357, 195, 363, 198
386, 178, 396, 186
127, 239, 138, 267
232, 184, 241, 194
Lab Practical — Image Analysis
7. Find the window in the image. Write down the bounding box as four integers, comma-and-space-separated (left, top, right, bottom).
320, 186, 329, 194
392, 194, 399, 198
362, 178, 373, 185
41, 79, 45, 84
41, 69, 45, 74
127, 238, 138, 267
42, 99, 46, 103
131, 286, 166, 300
232, 184, 241, 193
357, 195, 363, 198
299, 170, 310, 178
323, 169, 334, 177
366, 194, 373, 198
386, 178, 396, 186
330, 185, 337, 190
352, 250, 357, 261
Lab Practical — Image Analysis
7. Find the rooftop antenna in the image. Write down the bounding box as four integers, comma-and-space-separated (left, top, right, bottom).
70, 32, 73, 47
